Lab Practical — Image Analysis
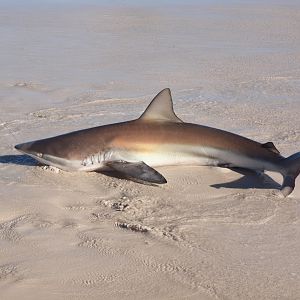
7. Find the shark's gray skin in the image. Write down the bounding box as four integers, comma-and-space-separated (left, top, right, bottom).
15, 88, 300, 196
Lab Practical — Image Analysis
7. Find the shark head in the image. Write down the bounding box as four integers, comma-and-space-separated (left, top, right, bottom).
14, 139, 75, 170
15, 138, 62, 165
15, 141, 44, 159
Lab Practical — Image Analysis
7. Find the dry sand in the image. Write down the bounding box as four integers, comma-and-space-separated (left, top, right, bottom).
0, 1, 300, 299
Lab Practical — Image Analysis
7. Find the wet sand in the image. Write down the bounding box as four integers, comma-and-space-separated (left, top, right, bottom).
0, 1, 300, 299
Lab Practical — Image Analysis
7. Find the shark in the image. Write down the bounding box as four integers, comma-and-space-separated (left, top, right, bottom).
15, 88, 300, 196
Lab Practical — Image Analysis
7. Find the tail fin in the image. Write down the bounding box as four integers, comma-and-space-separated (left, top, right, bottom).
280, 152, 300, 197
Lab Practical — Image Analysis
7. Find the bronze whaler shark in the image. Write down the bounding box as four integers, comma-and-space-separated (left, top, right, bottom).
15, 88, 300, 196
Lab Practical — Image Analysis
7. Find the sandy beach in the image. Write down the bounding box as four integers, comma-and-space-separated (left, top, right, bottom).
0, 1, 300, 299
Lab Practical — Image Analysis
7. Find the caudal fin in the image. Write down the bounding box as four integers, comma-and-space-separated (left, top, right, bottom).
280, 152, 300, 197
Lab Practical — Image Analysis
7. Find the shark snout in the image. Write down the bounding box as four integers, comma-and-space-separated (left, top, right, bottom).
15, 142, 35, 154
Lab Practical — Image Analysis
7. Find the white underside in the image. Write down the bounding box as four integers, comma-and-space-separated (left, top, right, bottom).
115, 145, 280, 173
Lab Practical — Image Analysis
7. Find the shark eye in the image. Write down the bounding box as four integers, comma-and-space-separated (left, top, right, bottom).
36, 153, 43, 158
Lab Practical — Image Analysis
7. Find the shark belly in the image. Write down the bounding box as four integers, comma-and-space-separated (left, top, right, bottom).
116, 144, 223, 168
116, 143, 279, 172
123, 151, 217, 167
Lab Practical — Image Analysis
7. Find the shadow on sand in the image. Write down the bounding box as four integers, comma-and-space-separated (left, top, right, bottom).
211, 167, 281, 190
0, 154, 37, 167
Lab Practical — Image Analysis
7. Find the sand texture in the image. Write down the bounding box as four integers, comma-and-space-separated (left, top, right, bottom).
0, 1, 300, 299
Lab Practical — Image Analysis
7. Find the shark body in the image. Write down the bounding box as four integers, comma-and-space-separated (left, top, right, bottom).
15, 88, 300, 196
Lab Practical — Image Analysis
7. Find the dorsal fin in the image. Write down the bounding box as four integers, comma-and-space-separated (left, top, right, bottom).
262, 142, 280, 154
138, 88, 183, 123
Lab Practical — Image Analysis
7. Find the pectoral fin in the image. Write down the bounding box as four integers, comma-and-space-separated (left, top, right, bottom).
105, 160, 167, 184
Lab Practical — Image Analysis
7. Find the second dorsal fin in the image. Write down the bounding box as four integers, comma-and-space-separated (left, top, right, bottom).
262, 142, 280, 154
138, 88, 183, 123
